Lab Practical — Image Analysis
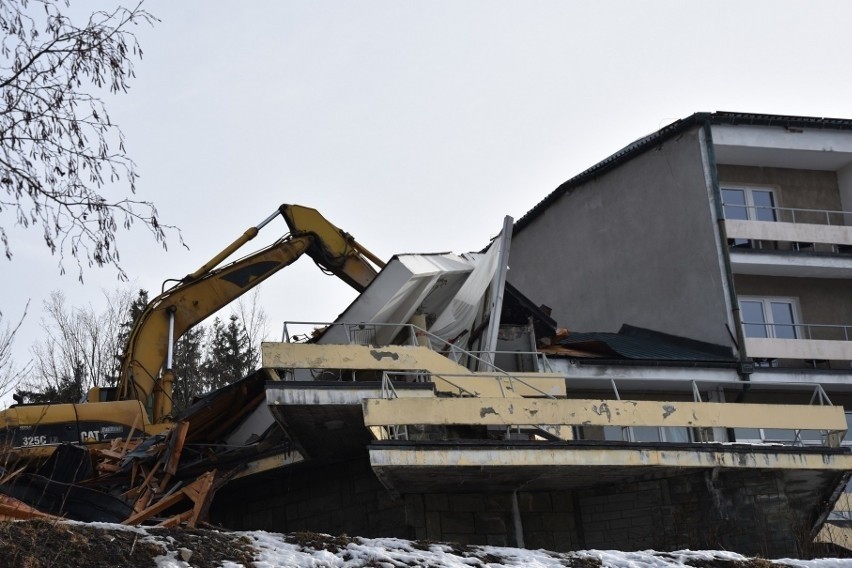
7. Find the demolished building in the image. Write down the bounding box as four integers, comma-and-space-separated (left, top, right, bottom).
3, 118, 852, 554
205, 220, 852, 557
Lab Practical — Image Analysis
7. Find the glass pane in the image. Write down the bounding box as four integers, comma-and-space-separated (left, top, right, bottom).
751, 190, 776, 222
798, 429, 823, 442
769, 302, 797, 339
603, 426, 625, 441
734, 428, 761, 442
631, 426, 662, 443
662, 427, 690, 443
721, 188, 748, 220
763, 428, 795, 441
740, 301, 768, 338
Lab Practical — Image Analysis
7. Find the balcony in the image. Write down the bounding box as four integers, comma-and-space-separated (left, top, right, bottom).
724, 203, 852, 248
723, 204, 852, 278
742, 321, 852, 362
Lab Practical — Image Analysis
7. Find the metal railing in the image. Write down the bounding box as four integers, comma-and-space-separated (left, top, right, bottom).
463, 350, 556, 373
571, 376, 841, 447
588, 376, 834, 406
742, 321, 852, 341
281, 320, 558, 398
379, 369, 564, 400
723, 203, 852, 226
279, 321, 847, 448
283, 321, 418, 346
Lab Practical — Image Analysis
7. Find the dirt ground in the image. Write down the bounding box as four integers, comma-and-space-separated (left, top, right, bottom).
0, 519, 256, 568
0, 519, 848, 567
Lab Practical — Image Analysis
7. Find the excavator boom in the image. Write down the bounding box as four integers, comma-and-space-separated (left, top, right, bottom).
1, 204, 383, 456
119, 204, 383, 422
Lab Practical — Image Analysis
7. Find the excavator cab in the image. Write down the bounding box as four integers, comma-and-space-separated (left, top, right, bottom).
86, 386, 119, 403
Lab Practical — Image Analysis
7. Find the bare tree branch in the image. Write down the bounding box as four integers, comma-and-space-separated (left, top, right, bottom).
0, 0, 181, 281
24, 287, 132, 402
0, 300, 29, 399
232, 288, 269, 369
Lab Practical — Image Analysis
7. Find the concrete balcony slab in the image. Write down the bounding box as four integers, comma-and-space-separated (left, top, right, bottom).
745, 337, 852, 361
725, 219, 852, 247
729, 249, 852, 278
368, 439, 852, 493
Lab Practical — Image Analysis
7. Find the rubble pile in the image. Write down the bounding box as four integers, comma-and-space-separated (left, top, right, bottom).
0, 371, 281, 527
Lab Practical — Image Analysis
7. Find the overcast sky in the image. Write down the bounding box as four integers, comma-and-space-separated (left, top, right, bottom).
4, 0, 852, 396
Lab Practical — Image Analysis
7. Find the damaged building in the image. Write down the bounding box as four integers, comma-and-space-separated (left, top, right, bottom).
208, 185, 852, 556
3, 112, 852, 557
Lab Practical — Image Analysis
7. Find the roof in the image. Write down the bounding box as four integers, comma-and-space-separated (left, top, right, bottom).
514, 111, 852, 236
558, 324, 735, 362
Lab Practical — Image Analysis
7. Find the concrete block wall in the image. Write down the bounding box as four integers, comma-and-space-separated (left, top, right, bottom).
572, 470, 811, 556
213, 458, 825, 557
210, 456, 408, 539
399, 471, 810, 556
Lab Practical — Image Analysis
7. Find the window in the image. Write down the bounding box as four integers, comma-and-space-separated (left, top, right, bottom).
721, 186, 777, 222
739, 297, 800, 339
733, 427, 825, 446
722, 187, 778, 248
603, 425, 692, 443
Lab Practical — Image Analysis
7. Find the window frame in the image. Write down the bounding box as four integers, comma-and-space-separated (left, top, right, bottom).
720, 185, 779, 222
603, 425, 693, 443
738, 295, 803, 339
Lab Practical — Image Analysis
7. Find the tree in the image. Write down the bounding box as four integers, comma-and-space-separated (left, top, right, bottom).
0, 302, 28, 399
202, 315, 255, 392
232, 288, 269, 367
171, 325, 205, 412
22, 287, 133, 402
117, 288, 148, 349
20, 288, 261, 405
20, 357, 85, 404
0, 0, 175, 280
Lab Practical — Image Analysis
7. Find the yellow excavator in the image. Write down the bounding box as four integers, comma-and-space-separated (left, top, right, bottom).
0, 204, 384, 459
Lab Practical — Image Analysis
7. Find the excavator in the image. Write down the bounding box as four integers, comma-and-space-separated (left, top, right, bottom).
0, 204, 384, 460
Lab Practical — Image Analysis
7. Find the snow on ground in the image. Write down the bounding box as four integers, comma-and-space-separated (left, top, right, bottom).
134, 526, 852, 568
9, 520, 852, 568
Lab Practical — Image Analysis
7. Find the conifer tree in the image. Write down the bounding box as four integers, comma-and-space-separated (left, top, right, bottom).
171, 326, 206, 412
203, 315, 255, 391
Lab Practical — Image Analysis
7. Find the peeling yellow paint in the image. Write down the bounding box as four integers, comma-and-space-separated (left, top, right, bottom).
362, 397, 847, 445
262, 342, 567, 398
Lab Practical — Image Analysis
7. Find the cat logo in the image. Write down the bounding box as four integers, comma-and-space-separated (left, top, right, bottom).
80, 430, 101, 443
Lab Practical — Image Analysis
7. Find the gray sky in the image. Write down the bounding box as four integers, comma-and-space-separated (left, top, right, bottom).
4, 0, 852, 395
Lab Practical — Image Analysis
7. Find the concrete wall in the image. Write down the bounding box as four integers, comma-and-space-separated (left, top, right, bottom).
418, 472, 825, 555
212, 457, 836, 557
717, 165, 842, 221
734, 275, 852, 339
509, 127, 734, 350
211, 457, 409, 538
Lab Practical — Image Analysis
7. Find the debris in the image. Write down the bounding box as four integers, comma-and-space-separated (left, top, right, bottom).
0, 372, 278, 528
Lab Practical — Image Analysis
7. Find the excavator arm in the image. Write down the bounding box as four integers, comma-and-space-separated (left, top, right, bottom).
116, 204, 383, 422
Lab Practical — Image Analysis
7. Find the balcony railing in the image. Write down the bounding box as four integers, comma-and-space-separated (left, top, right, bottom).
742, 322, 852, 342
723, 203, 852, 226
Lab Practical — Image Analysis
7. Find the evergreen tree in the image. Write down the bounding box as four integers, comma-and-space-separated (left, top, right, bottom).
118, 290, 150, 350
171, 326, 206, 412
203, 315, 255, 391
20, 358, 86, 404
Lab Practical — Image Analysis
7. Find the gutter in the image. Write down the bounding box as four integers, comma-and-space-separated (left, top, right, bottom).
700, 120, 751, 379
702, 120, 753, 381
